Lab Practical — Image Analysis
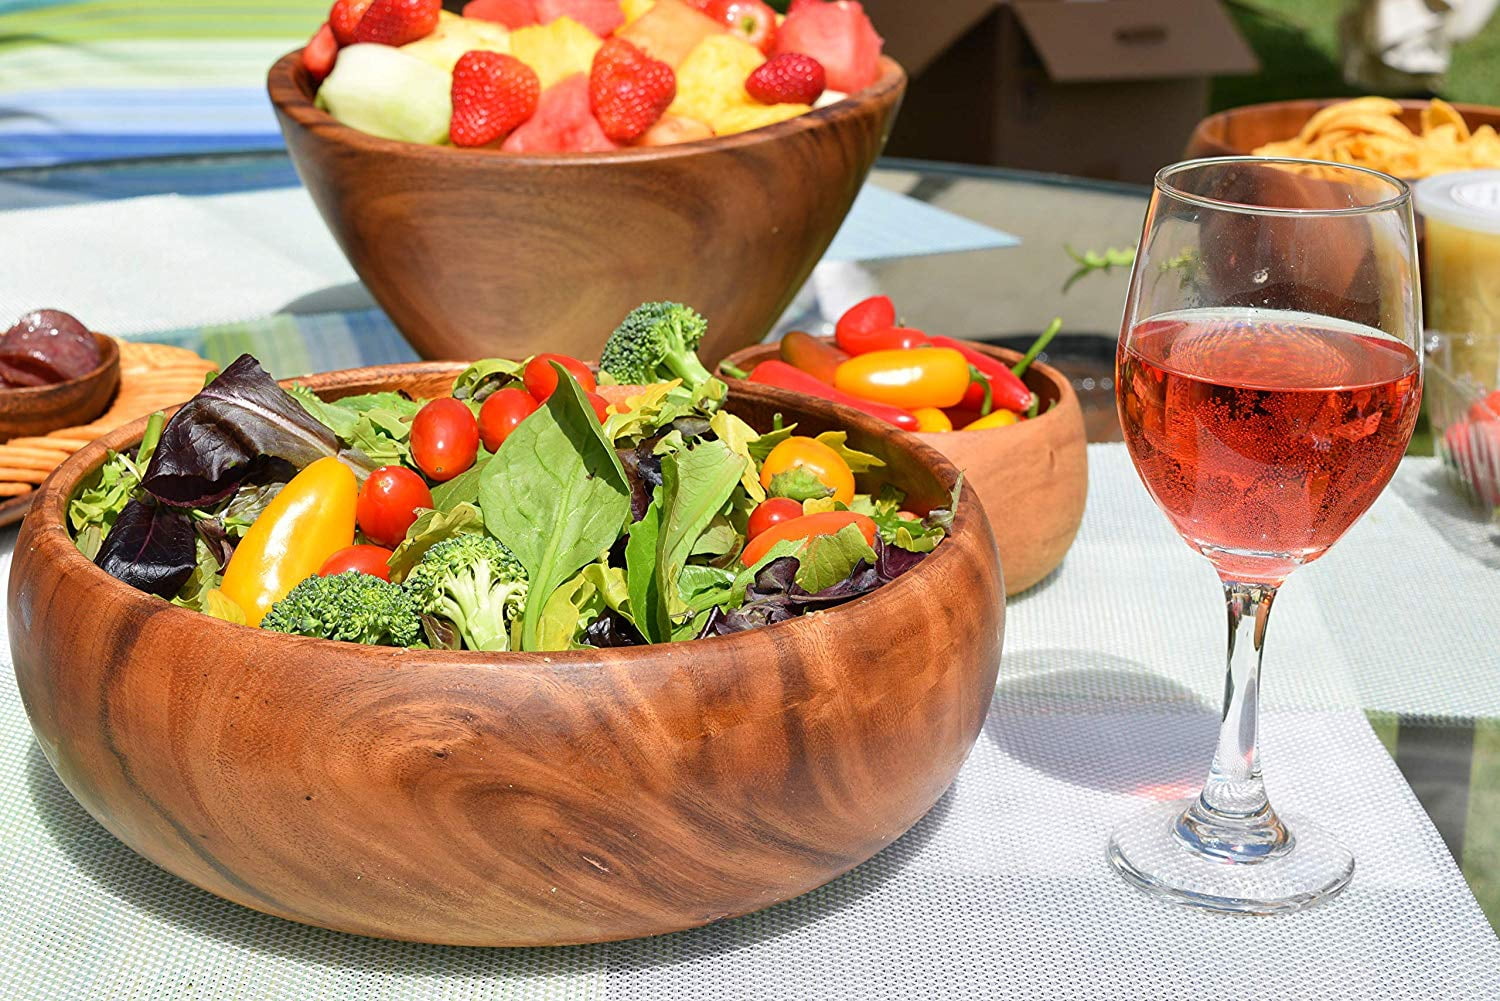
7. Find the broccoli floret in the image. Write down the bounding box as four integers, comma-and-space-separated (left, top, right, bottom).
403, 534, 528, 652
599, 301, 714, 388
261, 571, 421, 647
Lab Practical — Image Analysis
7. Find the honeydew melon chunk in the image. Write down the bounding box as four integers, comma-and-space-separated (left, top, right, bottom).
402, 10, 511, 72
316, 44, 453, 146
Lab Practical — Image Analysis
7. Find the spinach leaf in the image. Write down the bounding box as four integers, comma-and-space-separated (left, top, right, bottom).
429, 453, 490, 509
652, 440, 745, 640
625, 499, 664, 642
479, 368, 631, 651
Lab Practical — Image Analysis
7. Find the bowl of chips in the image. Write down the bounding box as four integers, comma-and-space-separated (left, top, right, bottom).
1186, 97, 1500, 179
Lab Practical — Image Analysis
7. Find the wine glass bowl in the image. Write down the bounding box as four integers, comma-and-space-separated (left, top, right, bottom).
1109, 157, 1422, 913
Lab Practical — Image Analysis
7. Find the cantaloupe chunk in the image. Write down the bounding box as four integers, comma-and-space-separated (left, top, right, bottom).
620, 0, 727, 68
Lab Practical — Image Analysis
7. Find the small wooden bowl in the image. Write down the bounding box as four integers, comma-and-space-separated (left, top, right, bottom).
266, 53, 906, 365
10, 364, 1003, 947
1186, 97, 1500, 168
0, 333, 119, 442
721, 339, 1088, 595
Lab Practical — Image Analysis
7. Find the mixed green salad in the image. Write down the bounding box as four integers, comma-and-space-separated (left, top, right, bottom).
71, 302, 955, 652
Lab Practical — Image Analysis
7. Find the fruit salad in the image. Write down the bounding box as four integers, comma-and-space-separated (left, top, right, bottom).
299, 0, 885, 152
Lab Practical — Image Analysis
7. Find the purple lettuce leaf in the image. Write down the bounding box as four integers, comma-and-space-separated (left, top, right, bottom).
141, 354, 372, 508
93, 498, 198, 599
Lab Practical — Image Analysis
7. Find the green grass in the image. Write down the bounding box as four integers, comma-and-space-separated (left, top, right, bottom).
1466, 719, 1500, 929
1212, 0, 1500, 110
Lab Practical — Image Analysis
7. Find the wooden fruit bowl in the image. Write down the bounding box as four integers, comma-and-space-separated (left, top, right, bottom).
266, 53, 906, 365
10, 363, 1002, 947
722, 339, 1088, 595
1185, 97, 1500, 171
0, 333, 119, 442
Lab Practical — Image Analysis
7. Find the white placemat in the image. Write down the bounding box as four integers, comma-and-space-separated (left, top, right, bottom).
1, 448, 1496, 998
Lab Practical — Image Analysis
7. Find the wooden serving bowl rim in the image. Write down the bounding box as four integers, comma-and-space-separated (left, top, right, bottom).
266, 49, 907, 165
24, 361, 987, 668
0, 332, 119, 401
721, 336, 1081, 433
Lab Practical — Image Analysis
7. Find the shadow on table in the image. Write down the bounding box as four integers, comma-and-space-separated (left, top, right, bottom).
1389, 465, 1500, 570
26, 738, 954, 974
984, 648, 1218, 797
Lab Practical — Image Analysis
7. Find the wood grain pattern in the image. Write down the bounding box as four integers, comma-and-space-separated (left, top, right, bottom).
0, 333, 118, 443
266, 53, 906, 365
10, 364, 1002, 947
1186, 97, 1500, 166
722, 339, 1088, 595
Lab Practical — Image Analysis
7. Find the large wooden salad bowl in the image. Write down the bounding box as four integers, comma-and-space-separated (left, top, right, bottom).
723, 340, 1088, 595
267, 53, 906, 365
10, 363, 1003, 947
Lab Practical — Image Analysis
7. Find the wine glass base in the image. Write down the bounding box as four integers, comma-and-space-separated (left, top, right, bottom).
1108, 799, 1354, 915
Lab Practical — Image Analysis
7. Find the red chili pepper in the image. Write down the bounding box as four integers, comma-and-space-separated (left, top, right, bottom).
833, 295, 896, 354
927, 335, 1033, 414
839, 326, 929, 354
779, 330, 849, 384
745, 360, 920, 430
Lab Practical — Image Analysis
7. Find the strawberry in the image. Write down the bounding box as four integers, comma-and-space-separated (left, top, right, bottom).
787, 0, 821, 11
353, 0, 441, 46
329, 0, 373, 46
705, 0, 777, 54
589, 38, 676, 143
451, 51, 541, 147
301, 23, 339, 83
746, 52, 825, 105
774, 0, 883, 94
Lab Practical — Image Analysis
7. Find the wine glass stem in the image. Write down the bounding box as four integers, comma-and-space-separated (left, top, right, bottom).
1174, 581, 1292, 864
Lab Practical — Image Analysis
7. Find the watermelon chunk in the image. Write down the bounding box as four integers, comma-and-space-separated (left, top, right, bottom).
465, 0, 539, 28
773, 0, 882, 94
502, 73, 619, 152
533, 0, 625, 36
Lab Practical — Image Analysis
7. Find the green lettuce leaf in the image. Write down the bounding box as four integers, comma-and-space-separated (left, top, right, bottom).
387, 502, 484, 582
794, 523, 877, 593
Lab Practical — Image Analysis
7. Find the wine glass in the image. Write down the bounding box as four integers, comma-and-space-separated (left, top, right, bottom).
1110, 157, 1423, 914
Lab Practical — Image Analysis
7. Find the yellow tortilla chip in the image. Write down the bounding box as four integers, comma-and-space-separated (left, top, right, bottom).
1422, 98, 1470, 141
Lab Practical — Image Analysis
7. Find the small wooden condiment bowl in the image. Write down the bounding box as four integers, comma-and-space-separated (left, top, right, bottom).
722, 339, 1088, 595
0, 333, 120, 442
1185, 97, 1500, 168
266, 52, 907, 364
10, 362, 1003, 947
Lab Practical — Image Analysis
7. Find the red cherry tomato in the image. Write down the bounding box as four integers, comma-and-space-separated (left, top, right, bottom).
318, 544, 394, 581
478, 388, 539, 451
523, 353, 596, 402
747, 497, 803, 539
410, 398, 479, 482
357, 464, 434, 546
585, 391, 610, 423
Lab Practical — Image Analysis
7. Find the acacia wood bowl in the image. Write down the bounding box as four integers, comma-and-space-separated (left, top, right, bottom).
722, 339, 1088, 595
1185, 97, 1500, 171
0, 333, 119, 442
266, 52, 906, 365
10, 362, 1003, 947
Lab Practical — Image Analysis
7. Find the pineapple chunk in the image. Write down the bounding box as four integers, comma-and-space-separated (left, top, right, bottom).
713, 102, 811, 136
668, 33, 766, 128
510, 16, 603, 90
401, 11, 510, 72
622, 0, 655, 25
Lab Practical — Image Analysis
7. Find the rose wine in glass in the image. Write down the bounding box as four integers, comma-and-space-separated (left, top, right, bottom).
1110, 159, 1422, 913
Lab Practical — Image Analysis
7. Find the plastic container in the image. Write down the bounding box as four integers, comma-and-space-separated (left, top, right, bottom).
1415, 171, 1500, 518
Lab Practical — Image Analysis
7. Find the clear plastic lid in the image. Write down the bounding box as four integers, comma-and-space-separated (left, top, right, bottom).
1415, 170, 1500, 235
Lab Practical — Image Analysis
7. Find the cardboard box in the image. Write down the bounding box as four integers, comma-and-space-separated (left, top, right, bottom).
868, 0, 1258, 184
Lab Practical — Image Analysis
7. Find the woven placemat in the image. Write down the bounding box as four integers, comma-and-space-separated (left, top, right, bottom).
0, 339, 216, 524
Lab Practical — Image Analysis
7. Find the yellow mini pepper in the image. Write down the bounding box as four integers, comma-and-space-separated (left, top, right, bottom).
220, 456, 357, 626
964, 409, 1020, 431
833, 347, 971, 410
911, 407, 953, 433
